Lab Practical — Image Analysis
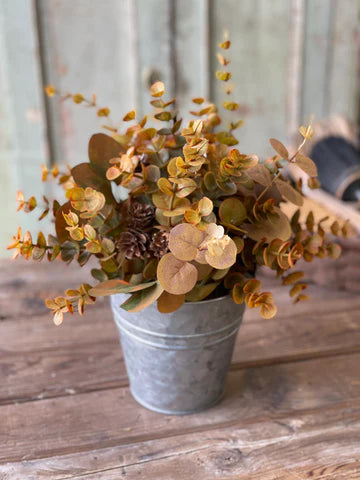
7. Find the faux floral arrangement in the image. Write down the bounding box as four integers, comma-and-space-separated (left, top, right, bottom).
8, 39, 352, 325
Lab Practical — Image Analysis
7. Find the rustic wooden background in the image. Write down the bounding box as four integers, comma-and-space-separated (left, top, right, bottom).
1, 0, 360, 253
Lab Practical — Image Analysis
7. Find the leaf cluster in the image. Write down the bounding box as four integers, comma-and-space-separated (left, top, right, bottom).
8, 37, 353, 324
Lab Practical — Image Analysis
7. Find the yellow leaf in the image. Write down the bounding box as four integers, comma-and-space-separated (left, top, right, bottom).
299, 125, 314, 139
219, 40, 231, 49
73, 93, 84, 104
123, 110, 136, 121
45, 85, 56, 97
150, 81, 165, 97
216, 71, 231, 82
282, 271, 305, 285
97, 108, 110, 117
157, 177, 173, 195
260, 303, 277, 319
223, 101, 238, 111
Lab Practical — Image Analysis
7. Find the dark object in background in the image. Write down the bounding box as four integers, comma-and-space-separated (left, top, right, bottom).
310, 136, 360, 201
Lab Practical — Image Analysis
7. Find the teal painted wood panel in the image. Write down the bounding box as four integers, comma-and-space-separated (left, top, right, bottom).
1, 0, 360, 258
135, 0, 173, 115
0, 0, 50, 255
38, 0, 138, 167
174, 0, 210, 116
301, 0, 334, 121
209, 0, 292, 158
328, 0, 360, 121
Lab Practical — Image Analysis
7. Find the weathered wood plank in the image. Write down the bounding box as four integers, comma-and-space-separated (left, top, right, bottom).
174, 0, 210, 115
0, 0, 50, 253
1, 351, 360, 463
1, 260, 360, 405
301, 0, 334, 121
2, 405, 360, 479
328, 0, 360, 123
37, 0, 137, 167
210, 0, 291, 157
135, 0, 173, 116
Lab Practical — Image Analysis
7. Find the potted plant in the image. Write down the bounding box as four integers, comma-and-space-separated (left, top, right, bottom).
8, 39, 352, 414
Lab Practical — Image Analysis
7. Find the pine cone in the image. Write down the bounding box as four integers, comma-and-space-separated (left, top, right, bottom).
118, 229, 149, 259
149, 231, 169, 258
128, 202, 155, 230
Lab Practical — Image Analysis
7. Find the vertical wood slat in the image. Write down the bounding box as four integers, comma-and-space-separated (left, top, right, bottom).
328, 0, 360, 123
209, 0, 291, 158
174, 0, 210, 116
38, 0, 137, 167
135, 0, 173, 116
301, 0, 335, 122
286, 0, 305, 137
0, 0, 50, 252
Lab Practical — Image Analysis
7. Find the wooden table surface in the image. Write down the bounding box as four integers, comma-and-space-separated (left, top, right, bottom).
1, 259, 360, 479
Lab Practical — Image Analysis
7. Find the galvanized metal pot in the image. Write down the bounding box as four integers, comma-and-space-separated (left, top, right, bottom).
110, 293, 245, 415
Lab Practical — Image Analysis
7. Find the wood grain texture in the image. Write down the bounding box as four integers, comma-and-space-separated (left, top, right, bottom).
174, 0, 210, 115
1, 260, 360, 406
0, 0, 50, 253
2, 406, 360, 479
1, 261, 360, 477
1, 350, 360, 463
209, 0, 291, 157
37, 0, 137, 167
135, 0, 173, 115
301, 0, 334, 121
328, 0, 360, 123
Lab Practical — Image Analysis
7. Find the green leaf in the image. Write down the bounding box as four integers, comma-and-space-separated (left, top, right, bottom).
60, 241, 80, 263
185, 283, 219, 302
121, 283, 164, 312
216, 131, 238, 146
219, 198, 247, 226
242, 207, 292, 242
154, 111, 172, 121
91, 269, 108, 283
89, 279, 157, 297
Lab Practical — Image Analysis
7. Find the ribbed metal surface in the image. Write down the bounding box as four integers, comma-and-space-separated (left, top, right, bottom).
111, 294, 245, 415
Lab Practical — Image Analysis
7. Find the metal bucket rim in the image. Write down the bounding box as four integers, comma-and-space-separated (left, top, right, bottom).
184, 293, 231, 305
113, 311, 243, 340
111, 292, 231, 306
